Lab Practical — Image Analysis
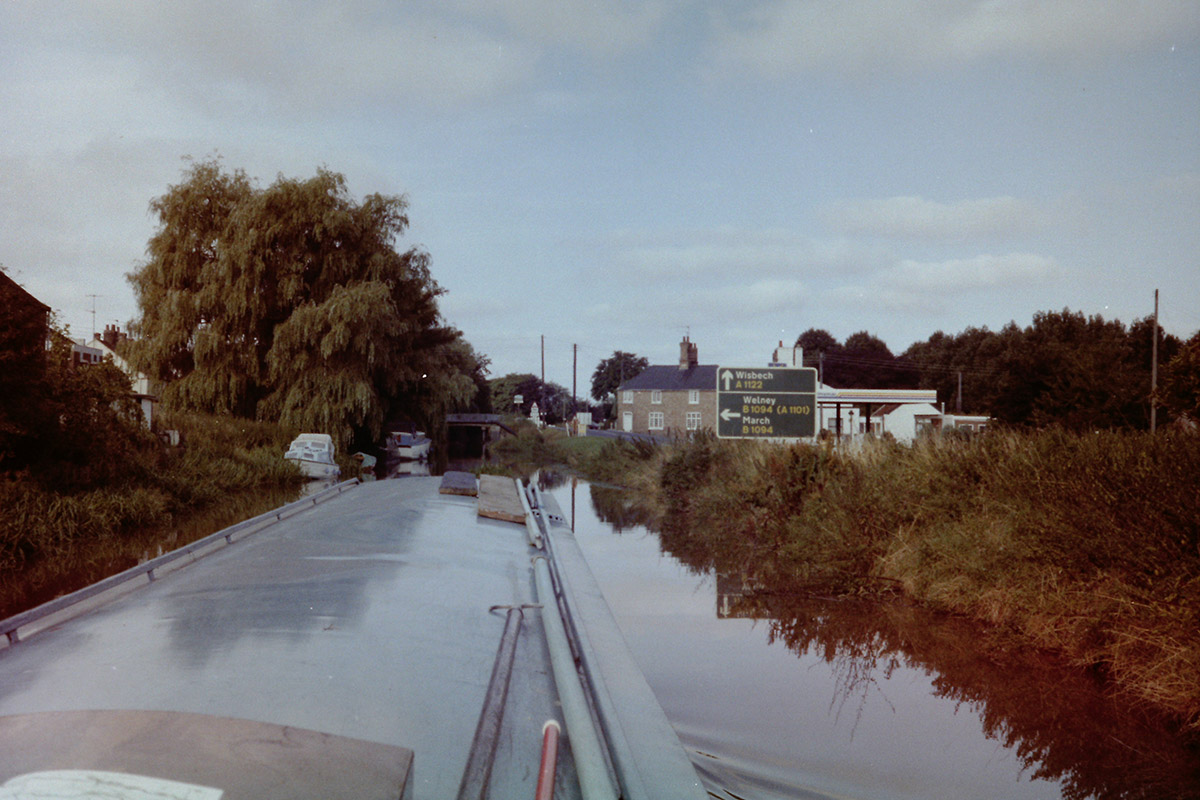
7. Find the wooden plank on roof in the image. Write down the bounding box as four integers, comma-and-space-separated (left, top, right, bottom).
439, 471, 478, 496
477, 474, 525, 523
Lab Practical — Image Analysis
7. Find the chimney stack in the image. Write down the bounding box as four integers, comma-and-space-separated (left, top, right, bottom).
101, 324, 126, 350
679, 335, 698, 370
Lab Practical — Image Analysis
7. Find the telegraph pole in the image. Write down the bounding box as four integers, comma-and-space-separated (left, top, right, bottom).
572, 343, 577, 416
541, 335, 545, 386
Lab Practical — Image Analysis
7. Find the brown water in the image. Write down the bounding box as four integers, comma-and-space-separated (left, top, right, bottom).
552, 480, 1200, 800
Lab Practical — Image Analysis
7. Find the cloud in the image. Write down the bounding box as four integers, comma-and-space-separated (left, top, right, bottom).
14, 1, 540, 114
712, 0, 1200, 76
826, 283, 946, 315
824, 195, 1045, 240
441, 0, 673, 55
696, 277, 809, 314
822, 252, 1059, 320
1150, 171, 1200, 198
884, 252, 1059, 291
609, 227, 888, 279
34, 0, 677, 116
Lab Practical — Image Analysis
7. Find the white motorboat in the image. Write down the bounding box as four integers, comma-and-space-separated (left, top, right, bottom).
387, 430, 431, 461
284, 433, 341, 479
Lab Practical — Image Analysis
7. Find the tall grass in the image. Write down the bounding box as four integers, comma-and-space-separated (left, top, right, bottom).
0, 412, 304, 618
617, 430, 1200, 730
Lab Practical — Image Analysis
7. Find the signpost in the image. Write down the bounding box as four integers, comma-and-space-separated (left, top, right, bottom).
715, 366, 818, 439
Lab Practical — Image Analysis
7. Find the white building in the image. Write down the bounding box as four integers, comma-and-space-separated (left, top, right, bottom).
816, 391, 990, 443
88, 327, 160, 430
764, 341, 989, 443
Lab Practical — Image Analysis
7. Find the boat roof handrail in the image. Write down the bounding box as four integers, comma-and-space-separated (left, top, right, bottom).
1, 479, 360, 645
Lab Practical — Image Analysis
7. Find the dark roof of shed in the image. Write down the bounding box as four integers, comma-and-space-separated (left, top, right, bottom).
620, 364, 719, 392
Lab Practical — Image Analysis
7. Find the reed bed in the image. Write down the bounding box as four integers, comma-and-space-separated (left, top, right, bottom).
612, 429, 1200, 730
0, 412, 304, 618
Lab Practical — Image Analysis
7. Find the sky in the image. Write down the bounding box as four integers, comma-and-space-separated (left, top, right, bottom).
3, 1, 1198, 395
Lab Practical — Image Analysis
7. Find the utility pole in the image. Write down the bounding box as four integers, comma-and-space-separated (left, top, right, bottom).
1151, 289, 1159, 433
541, 335, 545, 387
572, 343, 577, 416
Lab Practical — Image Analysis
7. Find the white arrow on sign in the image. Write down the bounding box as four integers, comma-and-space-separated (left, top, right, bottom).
719, 408, 740, 422
721, 370, 734, 390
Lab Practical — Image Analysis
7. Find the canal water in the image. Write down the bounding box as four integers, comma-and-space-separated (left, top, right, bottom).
545, 478, 1200, 800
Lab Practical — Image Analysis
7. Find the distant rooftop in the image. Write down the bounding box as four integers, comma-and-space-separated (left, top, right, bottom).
620, 364, 718, 392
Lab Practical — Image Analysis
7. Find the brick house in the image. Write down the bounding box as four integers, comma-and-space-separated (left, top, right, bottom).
615, 336, 717, 436
0, 272, 51, 461
0, 271, 50, 352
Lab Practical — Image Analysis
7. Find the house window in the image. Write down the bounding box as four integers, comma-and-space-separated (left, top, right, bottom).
688, 390, 699, 404
648, 412, 664, 430
686, 411, 701, 430
622, 391, 633, 404
651, 390, 662, 404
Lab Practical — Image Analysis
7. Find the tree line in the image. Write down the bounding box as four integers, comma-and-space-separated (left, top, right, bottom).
574, 315, 1198, 433
796, 312, 1197, 431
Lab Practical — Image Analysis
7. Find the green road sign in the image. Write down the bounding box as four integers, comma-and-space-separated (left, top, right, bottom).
715, 366, 818, 439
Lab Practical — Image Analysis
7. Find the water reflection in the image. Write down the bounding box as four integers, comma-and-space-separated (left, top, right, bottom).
385, 459, 431, 478
162, 570, 383, 669
737, 586, 1198, 799
590, 484, 659, 532
587, 484, 1200, 800
162, 505, 418, 669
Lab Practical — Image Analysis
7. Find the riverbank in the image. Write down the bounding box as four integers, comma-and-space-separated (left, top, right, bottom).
489, 426, 1200, 732
620, 430, 1200, 732
0, 413, 306, 619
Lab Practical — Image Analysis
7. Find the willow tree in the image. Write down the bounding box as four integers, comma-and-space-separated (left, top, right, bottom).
128, 159, 479, 447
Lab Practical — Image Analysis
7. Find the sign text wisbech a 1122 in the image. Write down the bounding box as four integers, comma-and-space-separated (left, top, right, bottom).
715, 366, 818, 439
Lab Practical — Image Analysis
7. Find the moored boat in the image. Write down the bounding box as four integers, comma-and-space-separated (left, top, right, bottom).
284, 433, 341, 479
387, 430, 431, 461
351, 452, 377, 473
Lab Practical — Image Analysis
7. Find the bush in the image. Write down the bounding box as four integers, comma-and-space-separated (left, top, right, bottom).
0, 412, 305, 619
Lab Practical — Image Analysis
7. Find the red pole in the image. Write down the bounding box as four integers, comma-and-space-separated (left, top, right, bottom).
535, 719, 561, 800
